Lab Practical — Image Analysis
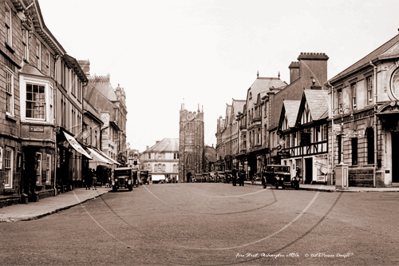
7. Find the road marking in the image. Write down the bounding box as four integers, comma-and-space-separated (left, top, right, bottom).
144, 185, 277, 215
187, 187, 268, 198
176, 191, 321, 250
73, 191, 132, 248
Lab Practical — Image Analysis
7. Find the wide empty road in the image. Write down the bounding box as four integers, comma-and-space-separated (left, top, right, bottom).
1, 183, 398, 265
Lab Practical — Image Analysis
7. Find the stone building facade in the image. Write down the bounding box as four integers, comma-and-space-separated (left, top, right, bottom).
79, 62, 127, 166
140, 139, 179, 182
1, 0, 90, 207
327, 33, 399, 187
179, 104, 204, 182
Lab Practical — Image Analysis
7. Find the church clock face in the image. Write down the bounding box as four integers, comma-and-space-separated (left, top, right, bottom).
187, 113, 195, 121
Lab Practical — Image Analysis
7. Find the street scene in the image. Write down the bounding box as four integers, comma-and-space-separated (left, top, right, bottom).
2, 0, 399, 265
1, 183, 399, 265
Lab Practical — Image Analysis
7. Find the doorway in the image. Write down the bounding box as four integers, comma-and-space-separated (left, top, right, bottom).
186, 172, 192, 183
305, 158, 313, 184
392, 132, 399, 183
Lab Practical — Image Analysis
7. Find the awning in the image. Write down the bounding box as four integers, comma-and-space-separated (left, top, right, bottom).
63, 132, 92, 159
87, 148, 113, 165
93, 148, 121, 165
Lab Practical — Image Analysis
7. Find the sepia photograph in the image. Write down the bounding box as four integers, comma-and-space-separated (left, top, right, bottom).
1, 0, 399, 265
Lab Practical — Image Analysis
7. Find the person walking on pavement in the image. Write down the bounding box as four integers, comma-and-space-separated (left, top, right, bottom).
86, 169, 93, 190
92, 169, 97, 190
232, 167, 238, 186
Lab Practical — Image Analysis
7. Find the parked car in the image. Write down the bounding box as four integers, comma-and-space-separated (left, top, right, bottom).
265, 165, 299, 189
140, 171, 149, 185
208, 172, 217, 182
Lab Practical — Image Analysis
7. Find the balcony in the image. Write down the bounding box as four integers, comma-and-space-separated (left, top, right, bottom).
240, 124, 247, 130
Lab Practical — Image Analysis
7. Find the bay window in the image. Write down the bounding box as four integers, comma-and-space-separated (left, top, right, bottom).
21, 77, 54, 123
26, 84, 46, 119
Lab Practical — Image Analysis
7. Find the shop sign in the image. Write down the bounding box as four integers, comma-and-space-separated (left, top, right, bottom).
332, 124, 342, 133
277, 151, 290, 157
344, 129, 365, 138
29, 126, 44, 132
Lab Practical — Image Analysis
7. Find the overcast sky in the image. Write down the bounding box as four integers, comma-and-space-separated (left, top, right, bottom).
40, 0, 399, 152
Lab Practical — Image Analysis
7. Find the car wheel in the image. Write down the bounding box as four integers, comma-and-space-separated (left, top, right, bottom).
282, 185, 285, 189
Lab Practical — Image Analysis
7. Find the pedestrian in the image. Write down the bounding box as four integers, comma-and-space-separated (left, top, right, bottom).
296, 166, 301, 179
261, 166, 267, 189
133, 171, 138, 187
86, 169, 93, 190
239, 168, 245, 186
92, 169, 97, 190
232, 168, 237, 186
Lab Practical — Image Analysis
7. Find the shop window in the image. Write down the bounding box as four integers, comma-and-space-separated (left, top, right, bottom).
46, 155, 51, 184
351, 138, 358, 165
36, 152, 42, 185
337, 135, 342, 164
4, 147, 14, 188
367, 128, 374, 164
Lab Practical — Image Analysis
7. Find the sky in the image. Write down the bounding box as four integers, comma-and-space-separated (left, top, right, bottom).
39, 0, 399, 152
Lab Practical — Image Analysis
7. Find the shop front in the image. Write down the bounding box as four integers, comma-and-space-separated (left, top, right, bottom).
56, 131, 92, 193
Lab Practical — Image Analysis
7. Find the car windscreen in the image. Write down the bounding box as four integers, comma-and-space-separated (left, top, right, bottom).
114, 170, 131, 177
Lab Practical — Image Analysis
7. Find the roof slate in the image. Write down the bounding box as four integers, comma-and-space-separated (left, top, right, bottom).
283, 100, 301, 128
303, 90, 329, 120
329, 33, 399, 83
248, 77, 286, 105
147, 138, 179, 152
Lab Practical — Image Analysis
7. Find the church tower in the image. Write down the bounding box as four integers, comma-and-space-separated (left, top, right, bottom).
179, 104, 204, 182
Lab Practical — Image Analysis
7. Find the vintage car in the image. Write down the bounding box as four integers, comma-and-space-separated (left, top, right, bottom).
112, 167, 134, 191
140, 170, 149, 185
265, 165, 299, 189
224, 170, 232, 183
194, 174, 205, 183
208, 172, 217, 182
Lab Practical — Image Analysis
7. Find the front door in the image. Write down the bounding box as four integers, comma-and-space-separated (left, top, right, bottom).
392, 132, 399, 183
305, 158, 313, 184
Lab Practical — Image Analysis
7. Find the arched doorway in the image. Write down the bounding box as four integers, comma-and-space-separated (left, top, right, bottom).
186, 172, 192, 183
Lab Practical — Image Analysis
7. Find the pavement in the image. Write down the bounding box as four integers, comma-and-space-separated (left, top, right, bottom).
0, 187, 110, 223
245, 180, 399, 192
1, 182, 399, 223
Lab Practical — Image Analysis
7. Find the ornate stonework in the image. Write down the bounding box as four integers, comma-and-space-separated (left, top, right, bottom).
178, 105, 204, 182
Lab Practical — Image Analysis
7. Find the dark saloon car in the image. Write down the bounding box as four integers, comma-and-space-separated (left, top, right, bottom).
265, 165, 299, 190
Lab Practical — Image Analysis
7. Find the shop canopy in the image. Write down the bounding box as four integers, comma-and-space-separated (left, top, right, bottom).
87, 147, 113, 165
63, 132, 92, 160
95, 148, 121, 165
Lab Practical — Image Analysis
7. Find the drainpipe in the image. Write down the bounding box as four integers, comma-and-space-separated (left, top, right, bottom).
328, 81, 334, 185
370, 61, 377, 187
